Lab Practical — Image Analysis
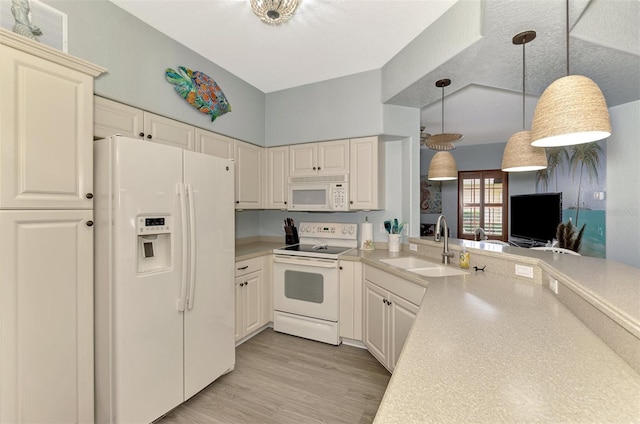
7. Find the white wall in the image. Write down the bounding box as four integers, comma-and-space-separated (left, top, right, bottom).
606, 100, 640, 268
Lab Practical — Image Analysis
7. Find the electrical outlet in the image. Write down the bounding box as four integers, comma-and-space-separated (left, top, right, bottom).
409, 243, 418, 252
515, 264, 534, 279
379, 223, 386, 233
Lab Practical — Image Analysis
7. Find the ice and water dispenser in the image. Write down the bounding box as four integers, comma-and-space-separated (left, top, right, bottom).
137, 216, 172, 273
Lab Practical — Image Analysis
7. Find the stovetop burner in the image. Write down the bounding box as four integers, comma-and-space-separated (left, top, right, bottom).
273, 222, 358, 259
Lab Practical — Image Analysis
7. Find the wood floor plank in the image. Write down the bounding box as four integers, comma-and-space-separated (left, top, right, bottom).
157, 329, 390, 424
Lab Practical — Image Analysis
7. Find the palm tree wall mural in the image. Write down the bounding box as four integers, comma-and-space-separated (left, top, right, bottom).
536, 141, 607, 258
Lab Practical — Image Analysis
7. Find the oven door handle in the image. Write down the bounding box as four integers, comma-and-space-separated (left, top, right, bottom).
273, 255, 338, 268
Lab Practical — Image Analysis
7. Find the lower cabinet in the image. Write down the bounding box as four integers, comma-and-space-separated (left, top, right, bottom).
363, 266, 424, 372
0, 210, 94, 423
235, 257, 267, 342
339, 260, 363, 341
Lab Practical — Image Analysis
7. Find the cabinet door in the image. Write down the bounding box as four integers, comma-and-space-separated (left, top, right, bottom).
289, 143, 317, 177
389, 293, 419, 372
266, 146, 289, 209
143, 112, 195, 150
318, 139, 349, 175
339, 261, 362, 340
262, 256, 273, 324
235, 140, 263, 209
235, 278, 244, 341
195, 128, 234, 159
349, 136, 383, 210
0, 210, 94, 423
1, 46, 94, 209
363, 280, 388, 366
243, 271, 262, 335
94, 96, 144, 140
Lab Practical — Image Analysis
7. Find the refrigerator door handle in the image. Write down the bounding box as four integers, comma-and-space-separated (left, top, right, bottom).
186, 184, 197, 310
177, 183, 189, 312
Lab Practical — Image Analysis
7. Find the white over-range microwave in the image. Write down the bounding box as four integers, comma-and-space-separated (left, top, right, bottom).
287, 175, 349, 211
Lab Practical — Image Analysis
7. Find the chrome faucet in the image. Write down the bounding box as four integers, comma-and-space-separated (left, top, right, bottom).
435, 215, 455, 265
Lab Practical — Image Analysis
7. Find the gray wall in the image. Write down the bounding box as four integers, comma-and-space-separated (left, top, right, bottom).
606, 100, 640, 268
45, 0, 266, 145
420, 143, 536, 238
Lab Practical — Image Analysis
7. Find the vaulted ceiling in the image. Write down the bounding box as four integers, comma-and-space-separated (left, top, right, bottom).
111, 0, 639, 146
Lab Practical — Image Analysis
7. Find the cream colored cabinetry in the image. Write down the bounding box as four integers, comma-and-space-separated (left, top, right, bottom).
363, 265, 424, 372
1, 42, 96, 210
349, 136, 385, 210
94, 97, 195, 150
339, 261, 363, 341
235, 140, 263, 209
0, 211, 94, 423
0, 29, 105, 424
262, 255, 273, 323
235, 258, 264, 342
94, 96, 143, 139
289, 139, 349, 177
195, 128, 234, 159
265, 146, 289, 209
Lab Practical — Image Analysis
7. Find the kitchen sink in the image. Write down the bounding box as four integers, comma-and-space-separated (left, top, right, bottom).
379, 256, 468, 278
408, 267, 468, 277
379, 257, 437, 269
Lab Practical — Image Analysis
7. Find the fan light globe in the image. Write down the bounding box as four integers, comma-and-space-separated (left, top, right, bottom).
428, 151, 458, 181
530, 75, 611, 147
502, 131, 548, 172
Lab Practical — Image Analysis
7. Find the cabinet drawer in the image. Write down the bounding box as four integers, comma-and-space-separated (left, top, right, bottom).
365, 265, 426, 306
235, 257, 262, 277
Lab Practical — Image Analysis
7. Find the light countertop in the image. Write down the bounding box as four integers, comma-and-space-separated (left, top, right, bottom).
236, 238, 640, 422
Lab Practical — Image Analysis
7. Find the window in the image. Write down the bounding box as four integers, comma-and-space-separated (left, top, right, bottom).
458, 170, 508, 240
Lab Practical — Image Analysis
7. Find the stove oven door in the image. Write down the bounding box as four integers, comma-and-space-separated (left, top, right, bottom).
273, 255, 339, 322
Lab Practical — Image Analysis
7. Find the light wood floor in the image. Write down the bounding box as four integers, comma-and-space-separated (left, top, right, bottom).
157, 329, 391, 424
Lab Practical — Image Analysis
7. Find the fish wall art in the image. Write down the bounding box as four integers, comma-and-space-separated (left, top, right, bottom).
165, 66, 231, 121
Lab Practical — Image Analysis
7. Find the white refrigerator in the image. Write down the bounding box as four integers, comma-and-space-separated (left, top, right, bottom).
94, 136, 235, 423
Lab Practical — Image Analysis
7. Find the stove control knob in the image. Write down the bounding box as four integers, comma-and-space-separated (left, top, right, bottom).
342, 227, 348, 234
305, 226, 312, 233
348, 226, 355, 234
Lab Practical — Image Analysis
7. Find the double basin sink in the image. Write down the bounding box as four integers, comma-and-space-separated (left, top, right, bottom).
379, 256, 468, 277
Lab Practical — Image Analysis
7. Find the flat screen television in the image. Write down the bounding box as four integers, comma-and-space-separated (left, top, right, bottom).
510, 193, 562, 243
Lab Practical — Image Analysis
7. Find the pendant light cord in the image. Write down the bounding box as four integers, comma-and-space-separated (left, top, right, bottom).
522, 34, 526, 130
566, 0, 570, 76
441, 84, 445, 135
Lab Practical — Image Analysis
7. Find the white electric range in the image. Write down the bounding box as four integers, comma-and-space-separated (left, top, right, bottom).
272, 222, 358, 345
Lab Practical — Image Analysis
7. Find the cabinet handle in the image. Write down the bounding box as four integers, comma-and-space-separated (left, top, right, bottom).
339, 266, 343, 270
138, 132, 145, 137
313, 167, 316, 170
86, 220, 94, 227
317, 167, 321, 170
236, 201, 240, 204
245, 281, 249, 286
240, 283, 244, 287
284, 201, 287, 205
350, 201, 353, 204
146, 134, 152, 139
382, 298, 386, 304
86, 193, 94, 199
237, 265, 249, 270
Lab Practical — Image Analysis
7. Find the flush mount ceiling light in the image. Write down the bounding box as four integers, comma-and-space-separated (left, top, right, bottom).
427, 78, 463, 151
428, 151, 458, 181
502, 30, 548, 173
530, 0, 611, 147
250, 0, 298, 25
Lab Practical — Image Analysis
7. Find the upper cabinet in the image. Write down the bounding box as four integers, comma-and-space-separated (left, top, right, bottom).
94, 96, 143, 139
1, 31, 105, 210
265, 146, 289, 210
94, 96, 195, 150
349, 136, 385, 210
235, 140, 262, 209
195, 128, 234, 159
290, 139, 349, 177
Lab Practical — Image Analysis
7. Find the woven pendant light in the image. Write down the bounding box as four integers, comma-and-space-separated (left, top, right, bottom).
428, 151, 458, 181
530, 0, 611, 147
502, 31, 548, 172
427, 79, 462, 151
